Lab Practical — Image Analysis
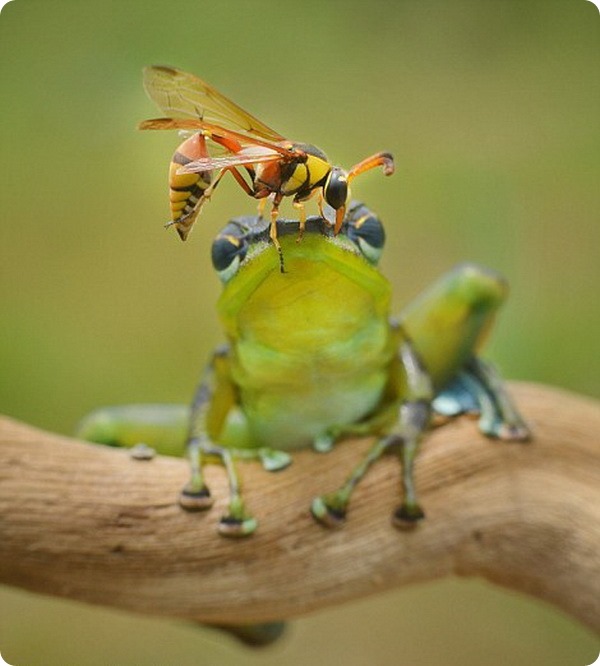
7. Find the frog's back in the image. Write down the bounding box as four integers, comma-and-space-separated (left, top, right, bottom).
218, 232, 395, 449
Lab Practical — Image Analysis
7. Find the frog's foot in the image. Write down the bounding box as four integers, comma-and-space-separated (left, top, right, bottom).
312, 403, 430, 530
392, 501, 425, 530
129, 442, 156, 461
218, 497, 258, 538
311, 492, 349, 528
433, 358, 531, 442
313, 339, 433, 530
180, 438, 258, 537
312, 422, 377, 454
391, 433, 426, 530
257, 448, 292, 472
313, 432, 336, 453
310, 436, 390, 528
179, 482, 214, 511
311, 433, 427, 530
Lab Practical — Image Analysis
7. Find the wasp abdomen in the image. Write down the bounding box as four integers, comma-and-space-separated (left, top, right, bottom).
168, 134, 212, 239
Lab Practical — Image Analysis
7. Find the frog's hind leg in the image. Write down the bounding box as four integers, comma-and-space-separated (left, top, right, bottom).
311, 339, 433, 528
76, 404, 188, 457
434, 358, 530, 441
401, 262, 531, 442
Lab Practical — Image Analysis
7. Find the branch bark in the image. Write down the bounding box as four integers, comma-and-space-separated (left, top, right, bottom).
0, 383, 598, 631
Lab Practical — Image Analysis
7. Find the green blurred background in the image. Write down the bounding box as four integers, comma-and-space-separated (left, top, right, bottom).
1, 0, 598, 664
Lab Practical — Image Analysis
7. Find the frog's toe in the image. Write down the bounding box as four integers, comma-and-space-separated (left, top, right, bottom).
479, 416, 531, 442
218, 514, 258, 537
258, 448, 292, 472
179, 485, 214, 511
311, 496, 347, 528
392, 502, 425, 530
497, 422, 531, 442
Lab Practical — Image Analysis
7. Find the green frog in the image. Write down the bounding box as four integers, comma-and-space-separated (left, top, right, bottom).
79, 203, 530, 644
79, 202, 530, 541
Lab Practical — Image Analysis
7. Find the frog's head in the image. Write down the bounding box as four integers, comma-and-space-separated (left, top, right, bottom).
210, 202, 386, 285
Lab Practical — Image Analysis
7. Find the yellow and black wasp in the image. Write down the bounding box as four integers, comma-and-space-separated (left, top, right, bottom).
139, 66, 394, 262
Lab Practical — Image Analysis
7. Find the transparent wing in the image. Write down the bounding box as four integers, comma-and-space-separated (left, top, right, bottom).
142, 66, 284, 142
178, 147, 282, 174
139, 117, 296, 158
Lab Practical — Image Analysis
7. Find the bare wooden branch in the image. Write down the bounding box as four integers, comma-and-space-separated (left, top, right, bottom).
0, 383, 598, 631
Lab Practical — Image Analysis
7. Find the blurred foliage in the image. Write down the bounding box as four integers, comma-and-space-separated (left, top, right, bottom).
0, 0, 598, 664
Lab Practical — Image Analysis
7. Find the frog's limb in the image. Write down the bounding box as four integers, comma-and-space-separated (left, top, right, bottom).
179, 433, 291, 536
400, 263, 508, 390
208, 621, 286, 647
185, 439, 257, 537
434, 358, 530, 441
179, 345, 261, 537
400, 263, 531, 440
76, 404, 188, 457
179, 346, 284, 536
312, 338, 433, 528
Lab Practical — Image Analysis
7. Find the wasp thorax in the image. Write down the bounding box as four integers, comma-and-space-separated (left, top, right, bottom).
324, 168, 349, 210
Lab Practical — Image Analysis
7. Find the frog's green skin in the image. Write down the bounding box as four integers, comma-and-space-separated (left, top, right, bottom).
79, 203, 529, 538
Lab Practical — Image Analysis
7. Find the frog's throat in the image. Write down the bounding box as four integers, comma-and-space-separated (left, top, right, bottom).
217, 231, 391, 334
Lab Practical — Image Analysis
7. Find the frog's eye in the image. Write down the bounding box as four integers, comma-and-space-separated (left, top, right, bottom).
347, 211, 386, 264
211, 233, 248, 282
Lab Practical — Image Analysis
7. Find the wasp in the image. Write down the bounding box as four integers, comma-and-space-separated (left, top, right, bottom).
139, 66, 394, 265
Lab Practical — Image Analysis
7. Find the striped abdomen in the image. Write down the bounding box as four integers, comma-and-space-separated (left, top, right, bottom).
168, 133, 212, 240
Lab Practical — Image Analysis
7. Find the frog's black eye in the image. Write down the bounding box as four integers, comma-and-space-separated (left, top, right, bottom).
211, 232, 248, 282
347, 211, 386, 264
323, 167, 348, 210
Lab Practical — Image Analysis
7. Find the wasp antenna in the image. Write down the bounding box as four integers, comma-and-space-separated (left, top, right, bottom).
347, 152, 395, 182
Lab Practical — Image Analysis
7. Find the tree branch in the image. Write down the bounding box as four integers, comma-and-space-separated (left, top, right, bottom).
0, 383, 598, 632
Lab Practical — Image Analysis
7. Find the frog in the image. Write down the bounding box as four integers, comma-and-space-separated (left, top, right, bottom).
79, 201, 530, 542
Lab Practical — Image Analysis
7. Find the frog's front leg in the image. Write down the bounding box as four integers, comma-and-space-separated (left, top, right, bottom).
181, 436, 257, 536
179, 345, 256, 536
311, 337, 433, 528
179, 345, 291, 537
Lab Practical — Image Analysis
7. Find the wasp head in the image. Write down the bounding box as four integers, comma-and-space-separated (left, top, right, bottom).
323, 167, 349, 234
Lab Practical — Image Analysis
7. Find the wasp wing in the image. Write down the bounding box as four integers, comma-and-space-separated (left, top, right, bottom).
139, 117, 209, 131
142, 66, 284, 142
139, 117, 297, 159
178, 147, 282, 174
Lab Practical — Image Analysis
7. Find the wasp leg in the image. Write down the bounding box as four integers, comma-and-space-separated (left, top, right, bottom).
269, 193, 285, 273
311, 339, 433, 528
292, 188, 320, 242
317, 190, 325, 219
292, 200, 306, 242
256, 197, 268, 220
434, 358, 530, 441
200, 165, 254, 204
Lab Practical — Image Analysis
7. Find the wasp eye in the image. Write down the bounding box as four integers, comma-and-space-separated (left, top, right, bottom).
347, 211, 386, 264
211, 230, 248, 282
324, 168, 348, 210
